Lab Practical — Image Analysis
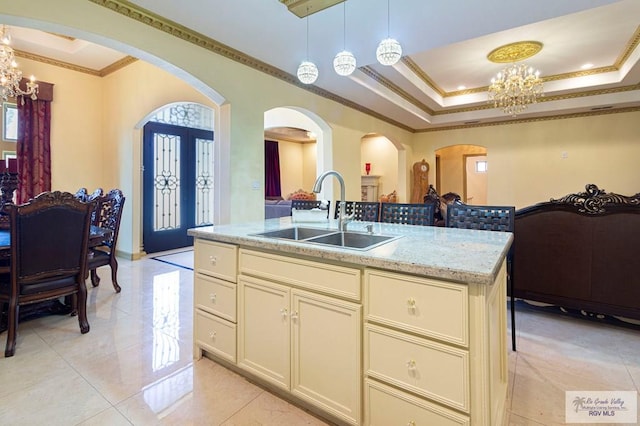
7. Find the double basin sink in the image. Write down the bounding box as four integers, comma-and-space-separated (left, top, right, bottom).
251, 226, 401, 251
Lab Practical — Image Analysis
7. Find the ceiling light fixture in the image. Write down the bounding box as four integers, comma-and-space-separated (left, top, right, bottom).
487, 41, 543, 117
376, 0, 402, 66
333, 2, 356, 76
297, 13, 319, 84
0, 25, 38, 103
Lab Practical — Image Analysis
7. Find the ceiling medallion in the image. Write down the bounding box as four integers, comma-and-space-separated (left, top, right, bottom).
487, 41, 543, 64
487, 41, 544, 117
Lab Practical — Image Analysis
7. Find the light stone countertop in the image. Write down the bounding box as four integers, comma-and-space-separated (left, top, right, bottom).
188, 217, 513, 285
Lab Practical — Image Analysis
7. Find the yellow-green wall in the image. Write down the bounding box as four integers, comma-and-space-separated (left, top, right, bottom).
414, 111, 640, 208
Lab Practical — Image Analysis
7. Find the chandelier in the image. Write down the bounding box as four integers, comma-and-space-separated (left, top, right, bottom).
333, 2, 356, 76
376, 0, 402, 66
297, 14, 318, 84
0, 26, 38, 103
487, 41, 543, 117
488, 64, 543, 116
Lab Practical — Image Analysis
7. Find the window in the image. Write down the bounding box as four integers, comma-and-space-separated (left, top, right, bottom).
475, 160, 488, 173
3, 102, 17, 142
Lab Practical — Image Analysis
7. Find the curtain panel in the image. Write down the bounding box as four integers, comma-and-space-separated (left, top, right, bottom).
17, 81, 54, 203
264, 140, 281, 198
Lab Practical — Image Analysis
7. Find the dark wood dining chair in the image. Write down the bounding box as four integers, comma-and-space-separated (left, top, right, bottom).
446, 202, 517, 351
380, 202, 435, 226
0, 191, 94, 357
74, 187, 103, 225
334, 201, 380, 222
88, 189, 125, 293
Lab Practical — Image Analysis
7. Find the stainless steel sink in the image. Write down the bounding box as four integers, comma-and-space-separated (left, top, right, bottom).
251, 227, 400, 250
307, 231, 400, 250
251, 227, 332, 240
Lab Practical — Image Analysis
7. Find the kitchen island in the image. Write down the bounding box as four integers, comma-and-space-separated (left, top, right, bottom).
188, 217, 512, 426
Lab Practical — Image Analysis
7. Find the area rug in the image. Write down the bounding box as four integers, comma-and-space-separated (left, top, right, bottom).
151, 249, 194, 270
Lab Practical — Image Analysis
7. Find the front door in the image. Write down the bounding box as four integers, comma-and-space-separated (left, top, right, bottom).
143, 121, 214, 253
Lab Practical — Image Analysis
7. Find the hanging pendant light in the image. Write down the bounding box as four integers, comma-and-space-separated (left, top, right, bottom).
376, 0, 402, 66
297, 14, 318, 84
333, 2, 356, 76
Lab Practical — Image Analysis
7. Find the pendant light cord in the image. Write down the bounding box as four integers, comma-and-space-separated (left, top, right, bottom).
387, 0, 391, 38
343, 2, 347, 49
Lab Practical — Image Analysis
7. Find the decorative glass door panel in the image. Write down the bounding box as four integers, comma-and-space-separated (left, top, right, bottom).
143, 122, 214, 253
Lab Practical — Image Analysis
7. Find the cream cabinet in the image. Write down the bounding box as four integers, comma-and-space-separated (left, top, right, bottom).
192, 235, 508, 426
238, 249, 362, 426
363, 265, 508, 426
193, 239, 238, 362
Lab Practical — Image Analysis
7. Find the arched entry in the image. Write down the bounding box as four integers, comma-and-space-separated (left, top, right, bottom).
361, 133, 408, 202
435, 144, 487, 204
142, 102, 215, 253
264, 107, 333, 198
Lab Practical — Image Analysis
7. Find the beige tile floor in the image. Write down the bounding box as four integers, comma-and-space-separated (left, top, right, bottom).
1, 253, 639, 425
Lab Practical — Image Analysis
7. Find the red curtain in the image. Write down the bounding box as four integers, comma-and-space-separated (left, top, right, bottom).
17, 92, 52, 204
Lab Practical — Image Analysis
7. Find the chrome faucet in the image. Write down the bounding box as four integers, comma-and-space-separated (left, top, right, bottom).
312, 170, 354, 232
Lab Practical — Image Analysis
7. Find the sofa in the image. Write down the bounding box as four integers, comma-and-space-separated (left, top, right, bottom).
512, 184, 640, 323
265, 189, 317, 219
265, 199, 292, 219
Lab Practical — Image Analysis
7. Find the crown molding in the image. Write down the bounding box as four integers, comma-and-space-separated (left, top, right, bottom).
87, 0, 640, 133
418, 105, 640, 133
15, 49, 138, 77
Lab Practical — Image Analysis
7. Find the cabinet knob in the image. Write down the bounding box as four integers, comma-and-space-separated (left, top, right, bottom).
280, 308, 288, 319
209, 255, 217, 265
209, 331, 217, 340
209, 293, 217, 302
290, 311, 299, 321
406, 359, 416, 373
408, 421, 416, 426
407, 298, 416, 312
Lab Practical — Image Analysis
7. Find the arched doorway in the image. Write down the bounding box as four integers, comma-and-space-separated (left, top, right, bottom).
264, 107, 333, 200
435, 144, 487, 204
142, 102, 215, 253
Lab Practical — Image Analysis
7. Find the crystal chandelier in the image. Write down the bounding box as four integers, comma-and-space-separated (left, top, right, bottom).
376, 0, 402, 66
486, 41, 544, 117
0, 26, 38, 102
333, 2, 356, 76
297, 15, 318, 84
488, 63, 543, 116
297, 60, 318, 84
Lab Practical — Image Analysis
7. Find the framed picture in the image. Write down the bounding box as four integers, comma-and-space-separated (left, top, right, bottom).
3, 102, 17, 142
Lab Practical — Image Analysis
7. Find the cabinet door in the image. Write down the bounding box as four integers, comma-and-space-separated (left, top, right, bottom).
238, 276, 290, 390
291, 289, 362, 426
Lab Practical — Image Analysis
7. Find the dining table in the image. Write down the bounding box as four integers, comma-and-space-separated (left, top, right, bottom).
0, 225, 113, 331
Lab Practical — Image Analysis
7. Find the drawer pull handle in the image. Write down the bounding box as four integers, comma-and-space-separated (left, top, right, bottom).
209, 331, 217, 340
209, 293, 217, 302
407, 298, 416, 312
406, 359, 416, 373
281, 308, 288, 319
209, 255, 217, 265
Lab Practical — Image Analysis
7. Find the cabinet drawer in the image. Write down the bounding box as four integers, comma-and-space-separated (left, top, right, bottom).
239, 249, 361, 301
194, 239, 237, 282
195, 273, 237, 322
195, 309, 236, 363
364, 379, 469, 426
365, 269, 468, 346
365, 324, 469, 413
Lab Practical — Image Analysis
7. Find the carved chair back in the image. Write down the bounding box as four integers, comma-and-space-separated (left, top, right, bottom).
1, 191, 93, 356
